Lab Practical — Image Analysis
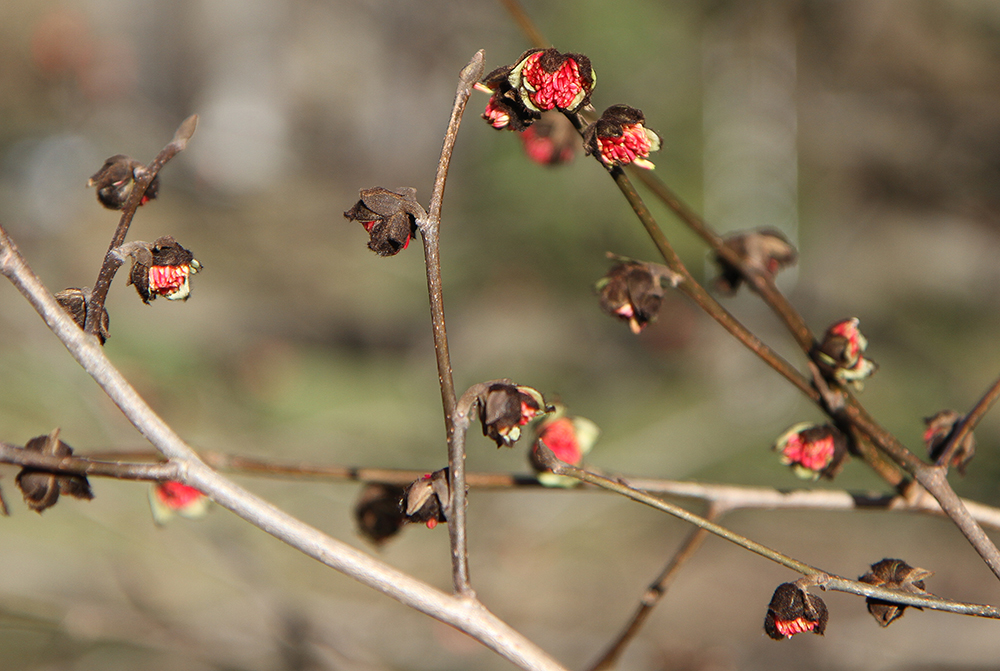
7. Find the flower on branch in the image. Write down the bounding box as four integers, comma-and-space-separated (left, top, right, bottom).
529, 411, 600, 487
923, 410, 975, 475
764, 582, 829, 640
507, 48, 595, 114
15, 429, 93, 514
859, 558, 933, 627
55, 287, 110, 345
120, 236, 201, 304
774, 422, 849, 480
519, 111, 578, 165
88, 154, 159, 210
344, 187, 425, 257
402, 468, 450, 529
596, 260, 680, 334
814, 318, 878, 391
478, 383, 551, 447
149, 481, 210, 525
713, 228, 798, 295
583, 105, 661, 170
354, 482, 407, 545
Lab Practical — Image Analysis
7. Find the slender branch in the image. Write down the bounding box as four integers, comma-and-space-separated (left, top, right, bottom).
497, 0, 549, 50
415, 50, 485, 597
0, 442, 180, 481
84, 115, 198, 337
538, 449, 1000, 619
588, 507, 717, 671
937, 373, 1000, 470
0, 221, 569, 671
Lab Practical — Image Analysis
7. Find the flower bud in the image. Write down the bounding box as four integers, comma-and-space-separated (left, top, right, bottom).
529, 412, 600, 487
519, 111, 578, 165
123, 236, 201, 303
923, 410, 975, 475
88, 154, 159, 210
815, 318, 878, 391
344, 187, 424, 257
55, 287, 110, 345
713, 228, 798, 295
478, 383, 550, 447
15, 429, 93, 513
774, 422, 849, 480
354, 482, 407, 544
596, 261, 665, 334
859, 558, 933, 627
402, 468, 450, 529
583, 105, 661, 169
149, 481, 210, 525
764, 582, 829, 639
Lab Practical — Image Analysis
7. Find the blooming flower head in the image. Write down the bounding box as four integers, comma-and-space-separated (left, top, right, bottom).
127, 236, 201, 303
149, 481, 210, 525
859, 558, 933, 627
583, 105, 661, 169
713, 228, 798, 295
774, 422, 849, 480
88, 154, 159, 210
764, 582, 829, 640
344, 186, 424, 257
479, 382, 550, 447
923, 410, 975, 475
529, 412, 600, 487
596, 261, 667, 334
815, 318, 878, 391
402, 469, 450, 529
506, 48, 595, 114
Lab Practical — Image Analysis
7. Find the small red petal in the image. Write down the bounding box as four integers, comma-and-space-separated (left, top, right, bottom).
538, 418, 582, 465
425, 519, 438, 529
155, 481, 204, 510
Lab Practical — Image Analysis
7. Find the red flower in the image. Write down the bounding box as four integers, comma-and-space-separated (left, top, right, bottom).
583, 105, 661, 169
774, 423, 848, 480
815, 318, 878, 390
519, 112, 577, 165
126, 236, 201, 303
507, 48, 595, 114
764, 583, 829, 640
149, 481, 209, 524
529, 413, 600, 487
479, 383, 550, 447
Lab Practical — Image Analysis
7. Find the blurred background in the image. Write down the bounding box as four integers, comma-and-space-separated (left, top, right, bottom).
2, 0, 1000, 669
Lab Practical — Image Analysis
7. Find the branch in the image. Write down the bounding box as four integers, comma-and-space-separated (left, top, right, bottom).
937, 373, 1000, 470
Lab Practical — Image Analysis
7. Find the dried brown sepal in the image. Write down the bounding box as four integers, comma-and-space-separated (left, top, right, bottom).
402, 468, 450, 529
344, 187, 425, 257
596, 261, 671, 334
764, 582, 829, 640
859, 558, 933, 627
713, 228, 798, 295
924, 410, 976, 475
55, 287, 110, 345
123, 236, 201, 304
479, 383, 550, 447
354, 482, 407, 545
15, 429, 94, 513
88, 154, 159, 210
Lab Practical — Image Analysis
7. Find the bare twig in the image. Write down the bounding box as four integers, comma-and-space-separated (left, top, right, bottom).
937, 373, 1000, 470
415, 50, 485, 597
84, 115, 198, 337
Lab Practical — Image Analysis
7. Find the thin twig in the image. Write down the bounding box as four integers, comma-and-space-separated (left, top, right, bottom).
937, 373, 1000, 470
84, 115, 198, 337
588, 507, 717, 671
537, 448, 1000, 619
415, 50, 485, 597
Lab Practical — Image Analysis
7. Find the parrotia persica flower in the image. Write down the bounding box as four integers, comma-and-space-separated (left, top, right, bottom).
88, 154, 159, 210
123, 236, 201, 303
55, 287, 110, 345
596, 261, 680, 334
764, 582, 829, 640
479, 382, 551, 447
519, 111, 578, 165
402, 468, 450, 529
774, 422, 849, 480
815, 318, 878, 390
344, 186, 425, 257
355, 482, 407, 545
923, 410, 975, 475
15, 429, 94, 514
713, 228, 798, 295
583, 105, 661, 170
529, 412, 600, 487
148, 481, 210, 525
859, 558, 933, 627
